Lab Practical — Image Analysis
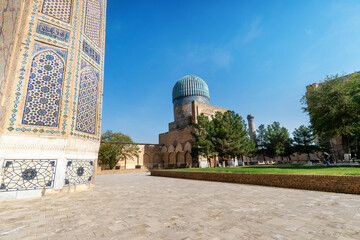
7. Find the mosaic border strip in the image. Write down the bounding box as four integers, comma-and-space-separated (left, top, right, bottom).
82, 40, 100, 64
38, 14, 72, 30
36, 21, 70, 43
96, 0, 107, 140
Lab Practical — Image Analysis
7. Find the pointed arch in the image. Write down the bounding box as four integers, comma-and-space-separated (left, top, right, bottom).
75, 60, 99, 134
175, 143, 183, 152
176, 152, 184, 166
22, 50, 66, 127
167, 145, 175, 153
184, 142, 192, 151
144, 153, 151, 168
162, 152, 169, 168
153, 154, 161, 168
161, 146, 168, 153
169, 152, 176, 165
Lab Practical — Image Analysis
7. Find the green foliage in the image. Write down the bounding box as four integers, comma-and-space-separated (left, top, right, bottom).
212, 111, 248, 157
191, 113, 215, 161
282, 137, 295, 161
302, 73, 360, 153
317, 133, 332, 153
256, 124, 267, 160
98, 130, 139, 169
236, 136, 257, 158
263, 122, 290, 159
192, 111, 255, 164
98, 143, 119, 170
292, 125, 317, 160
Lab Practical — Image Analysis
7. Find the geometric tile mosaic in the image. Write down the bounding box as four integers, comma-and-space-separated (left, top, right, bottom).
22, 42, 67, 127
82, 40, 100, 64
41, 0, 73, 23
75, 59, 99, 134
0, 160, 56, 191
64, 160, 94, 185
84, 0, 102, 47
36, 21, 70, 43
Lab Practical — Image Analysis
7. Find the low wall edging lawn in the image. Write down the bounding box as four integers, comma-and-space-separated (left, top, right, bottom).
150, 170, 360, 194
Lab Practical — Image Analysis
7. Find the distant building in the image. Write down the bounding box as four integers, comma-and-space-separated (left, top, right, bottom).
115, 75, 236, 169
160, 75, 228, 168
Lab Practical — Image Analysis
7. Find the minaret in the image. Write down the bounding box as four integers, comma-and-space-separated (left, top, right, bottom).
247, 114, 256, 140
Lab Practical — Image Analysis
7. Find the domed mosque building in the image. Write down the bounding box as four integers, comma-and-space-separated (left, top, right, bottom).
140, 75, 229, 169
116, 74, 257, 169
170, 75, 211, 131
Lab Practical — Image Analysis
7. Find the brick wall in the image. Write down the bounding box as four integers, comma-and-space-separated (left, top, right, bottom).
151, 170, 360, 194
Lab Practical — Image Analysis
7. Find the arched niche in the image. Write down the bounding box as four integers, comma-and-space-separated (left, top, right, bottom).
22, 50, 65, 127
175, 143, 183, 152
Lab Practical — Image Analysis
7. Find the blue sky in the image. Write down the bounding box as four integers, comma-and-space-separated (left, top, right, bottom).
102, 0, 360, 143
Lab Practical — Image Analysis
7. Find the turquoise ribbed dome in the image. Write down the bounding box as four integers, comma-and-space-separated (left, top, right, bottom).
172, 75, 210, 103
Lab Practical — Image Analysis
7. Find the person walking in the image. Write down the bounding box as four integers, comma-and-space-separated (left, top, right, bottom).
323, 152, 330, 166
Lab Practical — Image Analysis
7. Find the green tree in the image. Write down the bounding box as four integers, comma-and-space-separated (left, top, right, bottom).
98, 143, 119, 170
292, 125, 317, 161
211, 111, 250, 164
282, 137, 295, 162
192, 113, 215, 167
264, 122, 290, 160
302, 73, 360, 154
230, 113, 257, 163
211, 111, 233, 161
256, 124, 267, 162
234, 136, 257, 163
191, 111, 253, 166
99, 130, 139, 169
317, 133, 332, 153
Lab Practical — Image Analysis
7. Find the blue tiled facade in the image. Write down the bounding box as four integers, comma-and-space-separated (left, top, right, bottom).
36, 21, 70, 43
1, 0, 107, 200
6, 0, 105, 138
22, 43, 67, 127
41, 0, 73, 23
173, 95, 210, 108
82, 40, 101, 64
84, 0, 102, 47
170, 75, 211, 131
172, 75, 210, 107
75, 59, 99, 134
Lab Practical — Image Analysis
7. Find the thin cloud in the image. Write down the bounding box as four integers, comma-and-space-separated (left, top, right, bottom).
243, 17, 263, 44
211, 48, 232, 68
171, 17, 263, 69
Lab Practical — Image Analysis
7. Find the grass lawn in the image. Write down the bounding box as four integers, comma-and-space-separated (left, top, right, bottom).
170, 164, 360, 176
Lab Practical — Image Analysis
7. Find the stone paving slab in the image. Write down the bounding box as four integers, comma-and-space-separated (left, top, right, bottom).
0, 172, 359, 239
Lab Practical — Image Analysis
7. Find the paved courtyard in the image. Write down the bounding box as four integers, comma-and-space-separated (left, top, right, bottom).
0, 172, 360, 240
